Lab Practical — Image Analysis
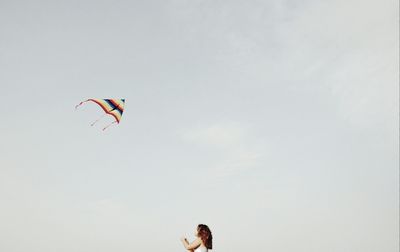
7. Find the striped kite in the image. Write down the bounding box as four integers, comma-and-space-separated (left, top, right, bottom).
75, 99, 125, 131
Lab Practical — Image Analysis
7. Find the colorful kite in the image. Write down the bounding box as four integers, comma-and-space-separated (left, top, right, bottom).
75, 99, 125, 131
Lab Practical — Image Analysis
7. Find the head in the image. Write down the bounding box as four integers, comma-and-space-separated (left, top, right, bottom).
196, 224, 213, 249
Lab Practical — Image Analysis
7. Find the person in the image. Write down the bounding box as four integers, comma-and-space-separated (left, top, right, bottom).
180, 224, 213, 252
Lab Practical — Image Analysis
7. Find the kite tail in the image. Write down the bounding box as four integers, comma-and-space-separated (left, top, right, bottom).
75, 99, 90, 110
91, 113, 106, 126
102, 121, 118, 131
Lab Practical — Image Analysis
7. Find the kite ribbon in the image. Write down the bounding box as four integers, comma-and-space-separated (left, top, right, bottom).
75, 100, 89, 109
90, 113, 106, 126
102, 121, 117, 131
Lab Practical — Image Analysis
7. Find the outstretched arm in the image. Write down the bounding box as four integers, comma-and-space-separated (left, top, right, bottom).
180, 237, 201, 251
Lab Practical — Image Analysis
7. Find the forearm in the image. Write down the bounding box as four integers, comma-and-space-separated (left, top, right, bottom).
181, 238, 190, 249
180, 237, 200, 250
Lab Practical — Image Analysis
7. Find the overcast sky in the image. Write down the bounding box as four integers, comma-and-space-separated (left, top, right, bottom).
0, 0, 398, 251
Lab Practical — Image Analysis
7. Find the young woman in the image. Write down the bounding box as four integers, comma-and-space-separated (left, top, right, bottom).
180, 224, 213, 252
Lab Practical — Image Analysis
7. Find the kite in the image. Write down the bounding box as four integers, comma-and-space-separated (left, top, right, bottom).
75, 99, 125, 131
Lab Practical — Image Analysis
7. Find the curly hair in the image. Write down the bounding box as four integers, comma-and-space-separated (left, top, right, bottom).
197, 224, 213, 249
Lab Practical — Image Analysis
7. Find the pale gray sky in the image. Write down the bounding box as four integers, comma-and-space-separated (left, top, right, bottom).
0, 0, 398, 251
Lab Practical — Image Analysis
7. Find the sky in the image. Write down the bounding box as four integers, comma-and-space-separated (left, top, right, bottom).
0, 0, 398, 251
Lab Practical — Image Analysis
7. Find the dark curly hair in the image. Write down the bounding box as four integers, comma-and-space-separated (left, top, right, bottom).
197, 224, 213, 249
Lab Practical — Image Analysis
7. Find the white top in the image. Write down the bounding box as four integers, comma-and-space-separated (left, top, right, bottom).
196, 246, 208, 252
